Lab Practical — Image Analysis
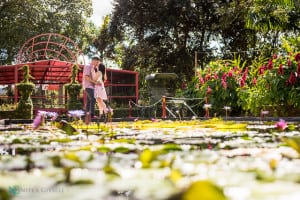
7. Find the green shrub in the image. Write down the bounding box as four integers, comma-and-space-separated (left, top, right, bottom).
15, 65, 35, 119
65, 64, 82, 110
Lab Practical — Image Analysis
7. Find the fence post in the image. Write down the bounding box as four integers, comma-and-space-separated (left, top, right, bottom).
205, 97, 209, 118
128, 100, 132, 118
162, 96, 166, 118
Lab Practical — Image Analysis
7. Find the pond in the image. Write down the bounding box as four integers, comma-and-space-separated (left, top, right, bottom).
0, 119, 300, 200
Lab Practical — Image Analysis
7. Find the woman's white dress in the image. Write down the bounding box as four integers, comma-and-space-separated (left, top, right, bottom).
91, 68, 107, 100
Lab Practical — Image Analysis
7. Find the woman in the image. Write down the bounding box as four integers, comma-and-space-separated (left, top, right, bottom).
91, 64, 108, 118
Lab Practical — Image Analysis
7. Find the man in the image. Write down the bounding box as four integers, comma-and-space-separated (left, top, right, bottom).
83, 55, 100, 118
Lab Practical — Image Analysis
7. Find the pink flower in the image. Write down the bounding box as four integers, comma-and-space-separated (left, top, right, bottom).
244, 66, 249, 73
206, 86, 212, 95
240, 79, 245, 88
221, 80, 227, 89
205, 74, 211, 81
242, 72, 247, 81
228, 70, 233, 77
151, 118, 159, 122
287, 59, 291, 67
275, 119, 287, 131
288, 72, 296, 85
252, 77, 257, 85
241, 67, 248, 81
259, 65, 265, 75
273, 54, 277, 59
32, 114, 43, 129
297, 62, 300, 76
222, 72, 227, 81
199, 77, 205, 85
214, 72, 219, 80
68, 110, 85, 119
278, 64, 284, 75
267, 59, 273, 70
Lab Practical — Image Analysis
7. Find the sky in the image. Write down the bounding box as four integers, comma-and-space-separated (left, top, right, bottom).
90, 0, 114, 27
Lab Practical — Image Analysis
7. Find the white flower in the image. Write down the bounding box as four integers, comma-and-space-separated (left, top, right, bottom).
223, 106, 231, 110
261, 110, 269, 115
203, 104, 212, 109
68, 110, 85, 118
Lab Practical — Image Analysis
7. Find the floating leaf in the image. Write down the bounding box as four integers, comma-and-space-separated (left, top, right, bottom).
72, 179, 94, 185
12, 138, 23, 144
103, 156, 119, 176
98, 146, 111, 153
112, 138, 136, 144
181, 180, 227, 200
114, 147, 131, 153
64, 152, 82, 164
255, 170, 275, 182
160, 156, 176, 168
288, 124, 296, 131
139, 148, 163, 168
283, 137, 300, 155
52, 138, 73, 143
50, 155, 62, 167
139, 149, 155, 168
162, 144, 182, 152
169, 169, 183, 184
103, 164, 120, 176
55, 120, 78, 135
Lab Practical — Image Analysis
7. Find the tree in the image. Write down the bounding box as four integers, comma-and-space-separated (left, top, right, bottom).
95, 0, 300, 82
0, 0, 98, 64
95, 0, 226, 79
245, 0, 300, 57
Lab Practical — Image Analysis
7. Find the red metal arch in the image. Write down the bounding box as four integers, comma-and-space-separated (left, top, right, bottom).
17, 33, 85, 65
23, 41, 77, 62
28, 49, 70, 62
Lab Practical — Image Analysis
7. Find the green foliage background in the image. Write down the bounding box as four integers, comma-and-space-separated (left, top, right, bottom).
0, 0, 98, 64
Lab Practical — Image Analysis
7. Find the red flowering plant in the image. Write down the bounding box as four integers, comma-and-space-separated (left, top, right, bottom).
238, 52, 300, 116
180, 58, 244, 116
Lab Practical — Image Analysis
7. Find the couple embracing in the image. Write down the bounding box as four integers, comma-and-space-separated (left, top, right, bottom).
83, 55, 110, 120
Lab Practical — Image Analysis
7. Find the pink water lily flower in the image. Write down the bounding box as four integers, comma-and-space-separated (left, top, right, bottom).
151, 118, 159, 122
68, 110, 85, 118
275, 119, 288, 131
32, 114, 43, 129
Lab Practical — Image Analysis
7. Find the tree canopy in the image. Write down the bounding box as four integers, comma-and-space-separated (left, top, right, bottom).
95, 0, 300, 80
0, 0, 98, 64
